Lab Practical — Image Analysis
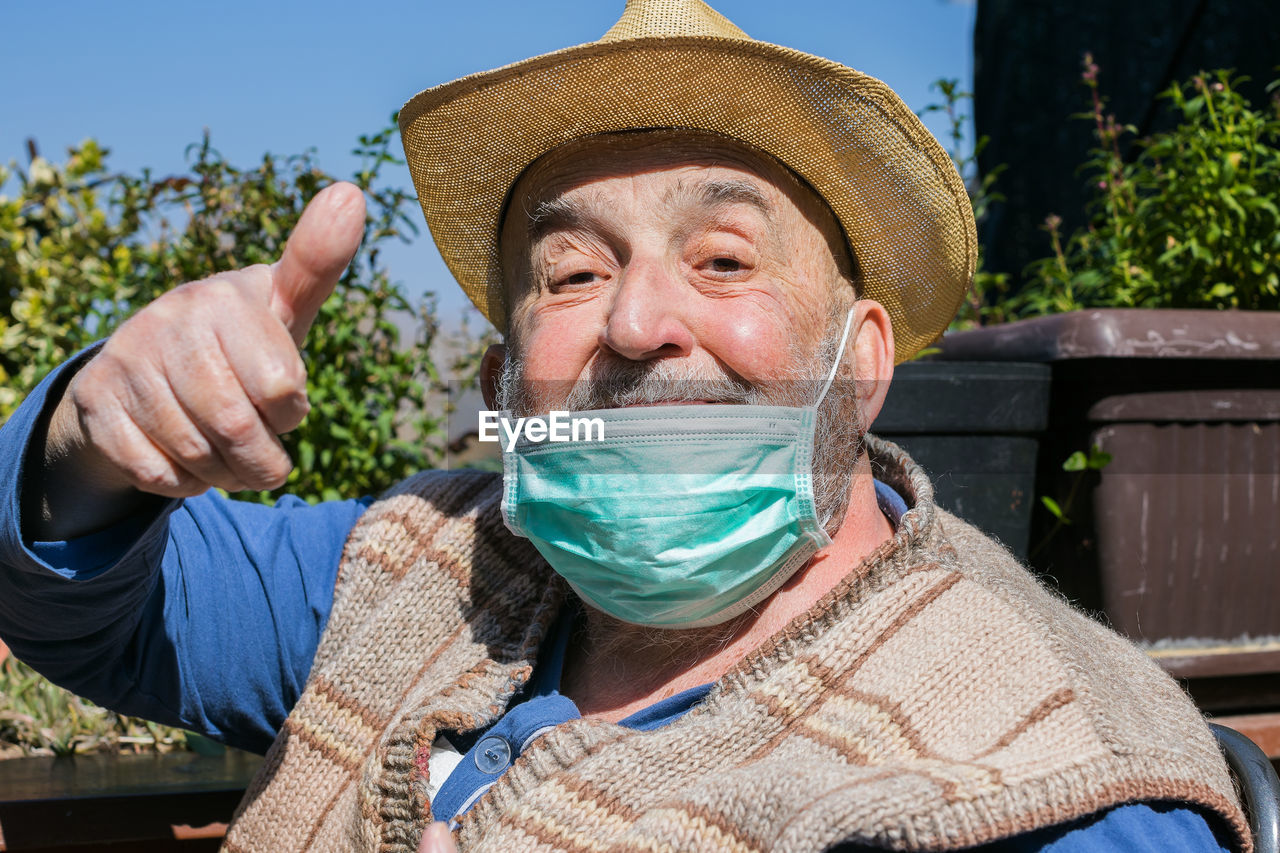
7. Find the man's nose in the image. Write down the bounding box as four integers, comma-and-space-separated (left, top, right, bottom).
598, 259, 694, 361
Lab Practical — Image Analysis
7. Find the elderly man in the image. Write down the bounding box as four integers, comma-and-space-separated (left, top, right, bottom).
0, 2, 1249, 851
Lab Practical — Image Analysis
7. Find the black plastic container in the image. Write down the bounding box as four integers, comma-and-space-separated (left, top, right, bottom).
874, 361, 1051, 559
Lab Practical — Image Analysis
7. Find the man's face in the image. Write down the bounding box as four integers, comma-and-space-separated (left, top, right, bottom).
495, 132, 890, 531
499, 132, 856, 413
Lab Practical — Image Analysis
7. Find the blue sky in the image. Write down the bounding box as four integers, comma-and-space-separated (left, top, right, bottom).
2, 0, 975, 328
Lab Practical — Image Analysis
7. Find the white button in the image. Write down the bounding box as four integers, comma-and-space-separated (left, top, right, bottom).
474, 736, 511, 774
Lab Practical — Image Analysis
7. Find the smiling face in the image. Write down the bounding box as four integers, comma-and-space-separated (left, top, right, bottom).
498, 131, 860, 413
493, 130, 895, 531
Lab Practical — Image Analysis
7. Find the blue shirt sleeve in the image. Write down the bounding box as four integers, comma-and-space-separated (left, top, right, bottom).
0, 350, 371, 754
829, 803, 1234, 851
981, 803, 1235, 852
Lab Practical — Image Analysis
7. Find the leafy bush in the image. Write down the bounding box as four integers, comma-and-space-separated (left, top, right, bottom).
0, 121, 477, 755
936, 63, 1280, 325
1020, 62, 1279, 316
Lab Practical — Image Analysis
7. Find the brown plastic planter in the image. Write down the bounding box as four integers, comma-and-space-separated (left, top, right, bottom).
935, 309, 1280, 649
1088, 390, 1280, 642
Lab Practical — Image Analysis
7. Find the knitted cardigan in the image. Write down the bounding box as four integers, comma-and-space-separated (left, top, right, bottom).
222, 438, 1248, 852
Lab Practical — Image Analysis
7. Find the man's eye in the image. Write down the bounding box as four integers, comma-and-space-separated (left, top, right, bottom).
559, 271, 599, 287
710, 258, 742, 273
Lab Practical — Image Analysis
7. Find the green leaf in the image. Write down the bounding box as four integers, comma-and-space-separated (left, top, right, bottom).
1087, 446, 1113, 470
1218, 187, 1246, 220
297, 440, 315, 472
1062, 451, 1088, 472
1041, 496, 1068, 521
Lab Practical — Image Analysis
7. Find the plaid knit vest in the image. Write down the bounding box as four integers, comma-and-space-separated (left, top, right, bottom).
223, 438, 1248, 852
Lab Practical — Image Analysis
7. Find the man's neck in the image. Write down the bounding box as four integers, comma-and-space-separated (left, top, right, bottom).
559, 463, 896, 722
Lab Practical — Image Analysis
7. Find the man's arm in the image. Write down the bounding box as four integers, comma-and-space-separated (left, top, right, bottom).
0, 182, 372, 751
0, 348, 372, 753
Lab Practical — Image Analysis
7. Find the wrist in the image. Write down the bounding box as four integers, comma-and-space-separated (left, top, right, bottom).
24, 371, 145, 542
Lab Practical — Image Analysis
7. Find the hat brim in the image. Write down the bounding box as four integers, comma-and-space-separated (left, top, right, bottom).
399, 35, 975, 363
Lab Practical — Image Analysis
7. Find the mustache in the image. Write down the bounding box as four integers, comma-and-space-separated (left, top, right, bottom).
562, 359, 757, 411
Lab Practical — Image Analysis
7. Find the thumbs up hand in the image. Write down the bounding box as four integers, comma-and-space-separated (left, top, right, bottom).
39, 182, 366, 519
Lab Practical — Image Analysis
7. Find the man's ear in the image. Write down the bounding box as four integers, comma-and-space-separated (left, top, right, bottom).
850, 300, 894, 429
480, 344, 507, 411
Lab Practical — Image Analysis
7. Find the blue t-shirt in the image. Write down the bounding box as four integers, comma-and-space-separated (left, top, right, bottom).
0, 354, 1236, 851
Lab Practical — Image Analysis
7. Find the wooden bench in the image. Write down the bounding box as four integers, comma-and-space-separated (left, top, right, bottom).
1154, 643, 1280, 774
0, 751, 261, 852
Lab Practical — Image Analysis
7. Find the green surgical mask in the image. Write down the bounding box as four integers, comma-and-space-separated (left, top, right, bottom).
501, 310, 854, 629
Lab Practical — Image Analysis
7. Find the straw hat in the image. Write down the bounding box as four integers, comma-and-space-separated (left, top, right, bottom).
399, 0, 975, 363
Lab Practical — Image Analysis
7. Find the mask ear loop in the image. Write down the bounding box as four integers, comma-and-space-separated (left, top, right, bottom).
815, 307, 856, 409
813, 306, 856, 530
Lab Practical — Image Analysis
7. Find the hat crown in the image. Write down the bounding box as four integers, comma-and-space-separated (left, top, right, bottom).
600, 0, 749, 42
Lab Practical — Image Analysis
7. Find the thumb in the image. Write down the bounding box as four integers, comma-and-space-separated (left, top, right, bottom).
269, 181, 366, 347
418, 822, 457, 853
